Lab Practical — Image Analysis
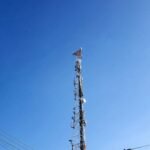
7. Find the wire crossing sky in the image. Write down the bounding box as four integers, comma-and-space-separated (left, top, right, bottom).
0, 0, 150, 150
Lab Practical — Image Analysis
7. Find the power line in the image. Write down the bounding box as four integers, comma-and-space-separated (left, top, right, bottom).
124, 144, 150, 150
0, 130, 33, 150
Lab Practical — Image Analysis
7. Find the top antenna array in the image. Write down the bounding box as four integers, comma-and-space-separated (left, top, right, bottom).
72, 48, 82, 59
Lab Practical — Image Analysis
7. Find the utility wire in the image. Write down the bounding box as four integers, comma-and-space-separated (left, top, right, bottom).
0, 143, 12, 150
0, 137, 22, 150
0, 129, 33, 150
124, 144, 150, 150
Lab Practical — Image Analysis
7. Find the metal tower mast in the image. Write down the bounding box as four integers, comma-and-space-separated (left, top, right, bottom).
69, 48, 86, 150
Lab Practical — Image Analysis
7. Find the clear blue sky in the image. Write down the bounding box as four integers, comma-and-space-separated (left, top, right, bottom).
0, 0, 150, 150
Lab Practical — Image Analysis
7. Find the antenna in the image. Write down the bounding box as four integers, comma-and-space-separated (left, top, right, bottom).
69, 48, 86, 150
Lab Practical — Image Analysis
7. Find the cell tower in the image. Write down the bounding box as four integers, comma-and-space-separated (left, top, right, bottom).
69, 48, 86, 150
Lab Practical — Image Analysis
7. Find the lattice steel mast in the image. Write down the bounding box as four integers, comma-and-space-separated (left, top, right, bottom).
69, 48, 86, 150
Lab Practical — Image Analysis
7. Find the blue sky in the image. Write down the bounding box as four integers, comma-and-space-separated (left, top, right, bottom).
0, 0, 150, 150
